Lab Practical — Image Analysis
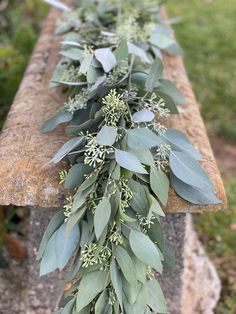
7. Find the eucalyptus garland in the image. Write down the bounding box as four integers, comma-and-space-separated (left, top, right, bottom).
38, 0, 220, 313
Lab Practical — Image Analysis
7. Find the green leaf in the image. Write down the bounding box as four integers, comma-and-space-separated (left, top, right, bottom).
128, 42, 151, 64
45, 0, 71, 11
146, 279, 167, 313
40, 223, 80, 275
150, 167, 169, 206
129, 229, 163, 273
72, 180, 96, 212
128, 148, 155, 167
79, 54, 93, 74
37, 211, 64, 260
50, 137, 84, 163
87, 66, 103, 84
123, 277, 141, 305
132, 109, 155, 123
161, 128, 201, 160
115, 149, 147, 174
156, 91, 179, 114
123, 284, 147, 314
76, 270, 108, 311
149, 32, 175, 49
127, 128, 162, 150
148, 219, 165, 252
66, 206, 86, 232
165, 42, 182, 56
61, 297, 76, 314
60, 48, 83, 61
162, 240, 175, 273
145, 59, 163, 92
114, 40, 128, 61
110, 259, 123, 311
150, 195, 165, 217
95, 290, 108, 314
94, 48, 117, 73
170, 173, 220, 205
96, 125, 117, 146
94, 197, 111, 240
50, 61, 68, 87
115, 246, 137, 287
157, 79, 187, 105
64, 163, 92, 189
169, 151, 214, 191
132, 255, 147, 284
41, 108, 72, 133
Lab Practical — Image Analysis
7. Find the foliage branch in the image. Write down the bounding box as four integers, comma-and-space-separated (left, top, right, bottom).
39, 0, 221, 313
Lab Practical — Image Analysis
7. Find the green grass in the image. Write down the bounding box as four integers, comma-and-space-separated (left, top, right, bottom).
0, 0, 47, 129
194, 179, 236, 313
167, 0, 236, 140
167, 1, 236, 312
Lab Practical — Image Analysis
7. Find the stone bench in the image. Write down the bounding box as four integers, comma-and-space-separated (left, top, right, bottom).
0, 6, 227, 314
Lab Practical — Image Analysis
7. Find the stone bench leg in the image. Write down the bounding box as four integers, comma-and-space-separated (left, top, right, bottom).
26, 207, 65, 314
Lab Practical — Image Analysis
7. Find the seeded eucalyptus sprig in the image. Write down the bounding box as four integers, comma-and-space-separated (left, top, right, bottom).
39, 0, 220, 313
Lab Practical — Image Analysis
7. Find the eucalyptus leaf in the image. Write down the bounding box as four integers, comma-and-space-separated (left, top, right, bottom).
40, 223, 80, 275
169, 151, 214, 191
155, 91, 179, 114
129, 229, 163, 273
150, 167, 169, 206
146, 279, 167, 313
64, 163, 92, 189
94, 197, 111, 239
145, 59, 163, 92
115, 149, 147, 174
76, 270, 109, 311
110, 259, 123, 311
50, 137, 84, 163
123, 284, 147, 314
61, 297, 76, 314
94, 48, 116, 73
123, 277, 141, 305
150, 195, 165, 217
96, 125, 117, 146
115, 245, 137, 287
80, 54, 93, 75
170, 173, 220, 205
41, 108, 72, 133
132, 109, 155, 123
161, 128, 201, 160
149, 32, 175, 49
127, 128, 162, 150
148, 219, 165, 252
60, 48, 83, 61
127, 42, 151, 64
66, 206, 86, 232
37, 210, 64, 260
44, 0, 71, 11
95, 290, 108, 314
162, 239, 175, 273
157, 79, 187, 105
114, 39, 129, 61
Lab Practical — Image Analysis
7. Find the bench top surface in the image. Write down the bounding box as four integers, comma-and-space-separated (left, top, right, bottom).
0, 8, 226, 212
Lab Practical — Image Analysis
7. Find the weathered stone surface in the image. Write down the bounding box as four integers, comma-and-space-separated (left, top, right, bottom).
181, 215, 221, 314
0, 6, 226, 211
159, 213, 186, 314
25, 207, 65, 314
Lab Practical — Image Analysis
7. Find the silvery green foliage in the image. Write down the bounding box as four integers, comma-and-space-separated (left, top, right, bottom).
40, 0, 220, 313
